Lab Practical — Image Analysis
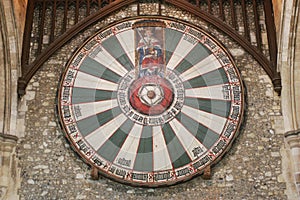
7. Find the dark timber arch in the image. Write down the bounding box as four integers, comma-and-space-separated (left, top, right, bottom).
18, 0, 281, 96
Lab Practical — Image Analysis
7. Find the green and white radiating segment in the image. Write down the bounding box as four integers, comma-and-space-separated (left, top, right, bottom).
59, 18, 243, 186
73, 28, 229, 167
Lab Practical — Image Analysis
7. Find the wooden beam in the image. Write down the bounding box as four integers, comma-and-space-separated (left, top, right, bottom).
50, 0, 57, 43
241, 0, 250, 41
230, 0, 237, 30
219, 0, 225, 21
21, 0, 35, 67
263, 0, 281, 94
19, 0, 138, 95
19, 0, 281, 96
252, 0, 262, 50
62, 0, 68, 33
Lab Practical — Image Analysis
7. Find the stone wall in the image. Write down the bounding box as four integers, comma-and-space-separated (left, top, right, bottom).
17, 3, 287, 199
0, 1, 23, 198
277, 0, 300, 198
0, 134, 20, 200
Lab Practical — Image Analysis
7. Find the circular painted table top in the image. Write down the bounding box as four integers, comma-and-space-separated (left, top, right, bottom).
58, 17, 244, 187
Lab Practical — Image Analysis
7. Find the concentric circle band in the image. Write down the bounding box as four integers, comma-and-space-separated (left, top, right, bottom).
117, 69, 184, 126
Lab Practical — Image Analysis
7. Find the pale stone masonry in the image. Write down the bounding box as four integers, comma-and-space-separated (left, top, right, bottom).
285, 130, 300, 196
0, 134, 20, 200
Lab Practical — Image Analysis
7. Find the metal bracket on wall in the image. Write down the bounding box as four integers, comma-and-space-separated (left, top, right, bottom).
91, 167, 99, 180
202, 165, 211, 180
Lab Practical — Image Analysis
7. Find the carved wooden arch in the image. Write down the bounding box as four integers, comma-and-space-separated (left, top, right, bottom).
18, 0, 281, 96
165, 0, 281, 94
